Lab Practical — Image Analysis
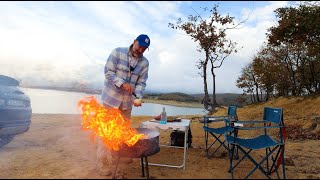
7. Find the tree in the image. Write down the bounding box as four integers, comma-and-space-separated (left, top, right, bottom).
237, 3, 320, 98
257, 45, 291, 97
236, 63, 259, 103
267, 4, 320, 95
168, 3, 240, 114
234, 94, 249, 106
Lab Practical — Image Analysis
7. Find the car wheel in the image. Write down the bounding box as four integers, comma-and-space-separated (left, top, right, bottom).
0, 135, 15, 148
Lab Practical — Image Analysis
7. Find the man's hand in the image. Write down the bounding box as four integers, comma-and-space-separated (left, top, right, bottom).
120, 83, 132, 93
133, 98, 144, 107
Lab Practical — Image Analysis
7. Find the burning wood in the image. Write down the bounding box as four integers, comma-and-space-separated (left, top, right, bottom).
77, 96, 145, 151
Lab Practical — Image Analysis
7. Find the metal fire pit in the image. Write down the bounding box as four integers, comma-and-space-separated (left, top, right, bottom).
110, 128, 160, 179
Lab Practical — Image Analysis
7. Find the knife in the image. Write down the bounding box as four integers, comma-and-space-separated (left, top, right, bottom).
132, 92, 138, 98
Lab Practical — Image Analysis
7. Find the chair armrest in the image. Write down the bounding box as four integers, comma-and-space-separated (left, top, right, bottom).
237, 120, 270, 124
206, 115, 232, 120
206, 115, 232, 118
224, 119, 274, 123
233, 125, 284, 130
203, 115, 233, 123
206, 119, 225, 123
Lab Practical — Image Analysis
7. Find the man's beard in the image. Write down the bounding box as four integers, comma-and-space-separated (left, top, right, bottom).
132, 51, 142, 58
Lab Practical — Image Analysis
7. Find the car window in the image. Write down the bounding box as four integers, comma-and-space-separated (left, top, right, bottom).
0, 75, 20, 86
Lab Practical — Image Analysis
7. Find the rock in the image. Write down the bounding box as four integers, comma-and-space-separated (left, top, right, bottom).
313, 116, 320, 124
284, 156, 295, 166
220, 152, 228, 158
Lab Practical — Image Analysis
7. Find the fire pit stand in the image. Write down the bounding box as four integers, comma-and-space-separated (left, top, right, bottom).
141, 156, 149, 178
139, 149, 161, 179
112, 152, 159, 179
110, 128, 160, 179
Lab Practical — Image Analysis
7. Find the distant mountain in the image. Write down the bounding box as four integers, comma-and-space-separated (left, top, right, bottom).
144, 92, 199, 102
21, 85, 251, 106
21, 85, 102, 95
145, 92, 252, 107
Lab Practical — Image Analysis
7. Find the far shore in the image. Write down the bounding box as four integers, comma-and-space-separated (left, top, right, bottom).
23, 86, 204, 108
143, 99, 203, 108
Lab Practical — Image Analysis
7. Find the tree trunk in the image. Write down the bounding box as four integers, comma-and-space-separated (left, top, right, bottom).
250, 93, 254, 103
212, 72, 217, 105
202, 58, 211, 112
209, 54, 218, 114
210, 71, 217, 114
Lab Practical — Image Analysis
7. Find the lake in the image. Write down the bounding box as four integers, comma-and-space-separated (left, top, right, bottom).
21, 88, 207, 116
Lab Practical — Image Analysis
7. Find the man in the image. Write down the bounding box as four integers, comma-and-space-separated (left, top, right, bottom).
96, 34, 150, 176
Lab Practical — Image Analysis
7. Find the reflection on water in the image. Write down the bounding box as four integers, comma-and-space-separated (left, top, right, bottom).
21, 88, 206, 116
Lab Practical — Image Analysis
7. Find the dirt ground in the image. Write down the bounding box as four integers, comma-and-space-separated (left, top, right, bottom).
0, 113, 319, 179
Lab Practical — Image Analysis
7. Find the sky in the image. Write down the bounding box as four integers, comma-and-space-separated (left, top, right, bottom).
0, 1, 292, 94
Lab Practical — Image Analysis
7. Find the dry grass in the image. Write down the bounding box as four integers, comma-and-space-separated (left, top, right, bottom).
0, 96, 319, 179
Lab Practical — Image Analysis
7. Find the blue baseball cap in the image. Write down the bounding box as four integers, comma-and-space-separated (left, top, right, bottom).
136, 34, 150, 47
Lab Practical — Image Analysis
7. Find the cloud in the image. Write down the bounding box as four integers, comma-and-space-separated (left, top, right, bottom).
0, 1, 289, 94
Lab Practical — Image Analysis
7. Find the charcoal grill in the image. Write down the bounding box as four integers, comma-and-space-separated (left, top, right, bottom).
110, 128, 160, 179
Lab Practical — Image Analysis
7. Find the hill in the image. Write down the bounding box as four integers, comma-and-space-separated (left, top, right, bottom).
21, 85, 101, 94
211, 95, 320, 141
144, 92, 252, 106
21, 86, 249, 106
191, 93, 252, 106
144, 92, 199, 102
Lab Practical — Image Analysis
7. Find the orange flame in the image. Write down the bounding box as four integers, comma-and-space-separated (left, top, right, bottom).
77, 96, 144, 151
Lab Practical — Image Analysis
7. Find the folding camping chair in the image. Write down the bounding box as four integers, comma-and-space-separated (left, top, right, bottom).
225, 107, 287, 179
202, 106, 239, 159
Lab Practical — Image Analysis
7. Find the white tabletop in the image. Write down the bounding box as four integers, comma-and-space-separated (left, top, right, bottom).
141, 119, 190, 131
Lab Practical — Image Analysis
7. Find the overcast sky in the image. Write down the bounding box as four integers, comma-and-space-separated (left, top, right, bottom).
0, 1, 291, 94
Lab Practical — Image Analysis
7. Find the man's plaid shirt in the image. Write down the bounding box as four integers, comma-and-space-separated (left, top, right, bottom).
101, 46, 149, 110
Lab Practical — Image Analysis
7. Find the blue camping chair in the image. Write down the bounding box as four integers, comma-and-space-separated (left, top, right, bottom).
202, 106, 239, 159
225, 107, 287, 179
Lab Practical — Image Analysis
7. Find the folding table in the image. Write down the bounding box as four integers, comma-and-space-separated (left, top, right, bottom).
140, 119, 191, 170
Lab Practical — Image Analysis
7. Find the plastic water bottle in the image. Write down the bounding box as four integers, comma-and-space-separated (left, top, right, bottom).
160, 107, 167, 124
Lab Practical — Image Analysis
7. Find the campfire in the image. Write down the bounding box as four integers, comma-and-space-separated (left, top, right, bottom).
77, 96, 145, 151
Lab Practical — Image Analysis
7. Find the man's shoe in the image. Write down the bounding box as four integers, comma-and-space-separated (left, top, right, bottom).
97, 168, 112, 176
96, 165, 112, 176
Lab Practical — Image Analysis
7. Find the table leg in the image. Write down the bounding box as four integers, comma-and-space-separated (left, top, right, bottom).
140, 121, 191, 170
183, 127, 189, 170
